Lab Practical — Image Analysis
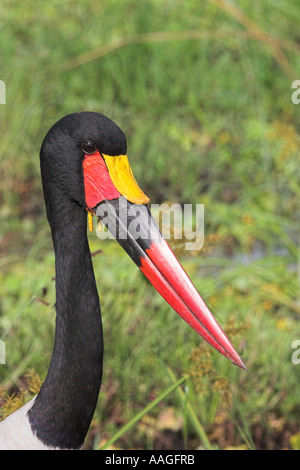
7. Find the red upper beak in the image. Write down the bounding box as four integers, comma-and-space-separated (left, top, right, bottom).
95, 197, 247, 371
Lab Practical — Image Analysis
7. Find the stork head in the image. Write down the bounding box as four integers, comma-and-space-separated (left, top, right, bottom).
40, 111, 246, 370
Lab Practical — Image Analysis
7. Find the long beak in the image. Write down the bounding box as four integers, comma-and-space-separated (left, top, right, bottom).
95, 197, 247, 370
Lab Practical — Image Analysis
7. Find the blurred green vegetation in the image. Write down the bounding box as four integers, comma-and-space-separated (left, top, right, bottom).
1, 0, 300, 450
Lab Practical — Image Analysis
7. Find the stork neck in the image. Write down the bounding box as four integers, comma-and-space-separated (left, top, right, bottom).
28, 202, 103, 449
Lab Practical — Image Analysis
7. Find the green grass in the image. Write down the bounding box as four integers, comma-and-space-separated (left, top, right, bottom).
1, 0, 300, 450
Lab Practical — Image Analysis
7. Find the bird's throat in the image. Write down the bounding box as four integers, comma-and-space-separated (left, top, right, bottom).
28, 203, 103, 449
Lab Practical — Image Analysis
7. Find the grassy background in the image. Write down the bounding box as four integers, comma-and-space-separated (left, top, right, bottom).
1, 0, 300, 450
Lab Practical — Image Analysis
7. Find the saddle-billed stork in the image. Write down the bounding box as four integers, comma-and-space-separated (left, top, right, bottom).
0, 112, 246, 450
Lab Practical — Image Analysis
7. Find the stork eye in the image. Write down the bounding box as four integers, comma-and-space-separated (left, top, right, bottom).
81, 140, 97, 155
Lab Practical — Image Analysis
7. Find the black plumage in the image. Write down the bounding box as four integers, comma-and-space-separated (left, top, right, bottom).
29, 112, 127, 449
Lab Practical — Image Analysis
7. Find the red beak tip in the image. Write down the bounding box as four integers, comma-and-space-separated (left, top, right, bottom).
232, 357, 247, 371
